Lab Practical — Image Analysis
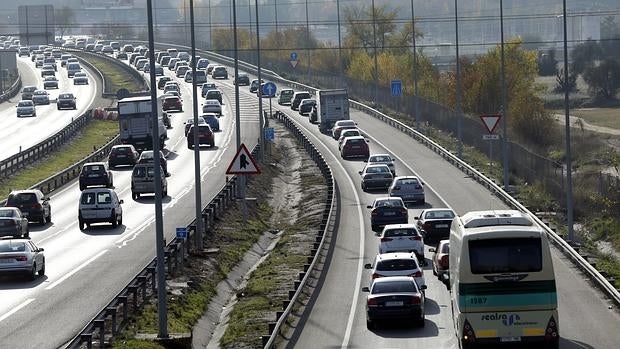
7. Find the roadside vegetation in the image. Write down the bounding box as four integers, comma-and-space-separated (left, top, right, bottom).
73, 52, 143, 93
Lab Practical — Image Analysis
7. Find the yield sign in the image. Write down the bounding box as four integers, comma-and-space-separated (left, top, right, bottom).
479, 114, 502, 134
226, 143, 260, 175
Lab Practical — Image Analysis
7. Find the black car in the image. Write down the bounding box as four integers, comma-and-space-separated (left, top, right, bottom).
0, 208, 29, 238
57, 93, 77, 110
108, 145, 140, 168
367, 197, 408, 231
298, 99, 316, 115
234, 74, 250, 86
204, 89, 223, 105
157, 76, 172, 90
5, 190, 51, 225
415, 208, 456, 244
79, 162, 114, 191
363, 276, 426, 329
249, 79, 264, 93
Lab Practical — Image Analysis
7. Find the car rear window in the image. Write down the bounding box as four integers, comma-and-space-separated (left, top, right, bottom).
441, 243, 450, 253
376, 199, 402, 208
376, 259, 418, 271
0, 241, 26, 252
424, 210, 455, 219
112, 147, 131, 155
133, 166, 155, 178
165, 97, 178, 103
18, 101, 33, 107
371, 280, 417, 294
346, 139, 364, 145
7, 193, 37, 205
59, 94, 73, 99
0, 209, 17, 217
83, 165, 104, 173
366, 166, 389, 174
396, 178, 420, 186
342, 130, 360, 138
370, 155, 391, 162
383, 228, 418, 238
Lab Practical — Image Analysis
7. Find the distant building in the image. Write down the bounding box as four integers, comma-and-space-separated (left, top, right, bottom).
18, 5, 55, 46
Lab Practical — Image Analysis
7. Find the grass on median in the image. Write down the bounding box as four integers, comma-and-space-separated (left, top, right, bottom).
73, 52, 143, 92
0, 120, 118, 201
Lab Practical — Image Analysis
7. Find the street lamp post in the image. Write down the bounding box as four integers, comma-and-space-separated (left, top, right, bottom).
410, 0, 420, 131
372, 0, 378, 106
337, 0, 343, 87
255, 0, 264, 161
500, 0, 510, 190
561, 1, 575, 241
454, 0, 463, 158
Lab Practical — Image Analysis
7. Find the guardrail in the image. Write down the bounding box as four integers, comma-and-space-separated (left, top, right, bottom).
0, 73, 22, 103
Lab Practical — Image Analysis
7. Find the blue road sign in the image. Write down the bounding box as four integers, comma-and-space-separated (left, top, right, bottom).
176, 227, 187, 239
391, 80, 402, 97
265, 127, 275, 141
290, 52, 298, 61
261, 82, 277, 98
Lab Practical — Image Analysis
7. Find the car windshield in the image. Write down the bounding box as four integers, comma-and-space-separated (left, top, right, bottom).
0, 241, 26, 252
0, 209, 17, 217
383, 228, 417, 238
133, 166, 155, 178
375, 199, 403, 208
424, 210, 455, 219
59, 94, 73, 99
7, 193, 37, 205
396, 178, 420, 186
366, 166, 389, 174
376, 259, 418, 271
372, 280, 417, 294
370, 155, 391, 162
111, 147, 132, 154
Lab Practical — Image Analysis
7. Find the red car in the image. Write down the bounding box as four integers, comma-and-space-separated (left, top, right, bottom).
162, 96, 183, 112
187, 124, 215, 148
340, 136, 369, 159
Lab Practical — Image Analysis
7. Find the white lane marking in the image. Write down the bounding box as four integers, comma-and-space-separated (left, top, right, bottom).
0, 298, 35, 323
45, 249, 108, 290
37, 225, 73, 244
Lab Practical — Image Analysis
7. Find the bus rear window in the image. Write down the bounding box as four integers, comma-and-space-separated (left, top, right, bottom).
469, 238, 542, 274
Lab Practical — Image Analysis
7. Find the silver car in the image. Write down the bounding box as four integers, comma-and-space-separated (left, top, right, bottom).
388, 176, 425, 204
0, 208, 29, 238
31, 90, 50, 105
359, 164, 393, 191
202, 99, 222, 115
367, 154, 396, 175
131, 164, 168, 200
73, 72, 89, 85
43, 76, 59, 89
16, 100, 36, 117
0, 239, 45, 280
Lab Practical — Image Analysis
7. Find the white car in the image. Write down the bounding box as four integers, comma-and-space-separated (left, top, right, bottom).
73, 72, 89, 85
338, 128, 361, 150
365, 252, 426, 290
378, 224, 425, 264
16, 100, 36, 117
366, 153, 396, 175
78, 188, 123, 230
202, 99, 222, 115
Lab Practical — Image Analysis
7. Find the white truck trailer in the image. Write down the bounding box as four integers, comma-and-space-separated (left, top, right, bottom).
118, 96, 167, 151
316, 89, 349, 133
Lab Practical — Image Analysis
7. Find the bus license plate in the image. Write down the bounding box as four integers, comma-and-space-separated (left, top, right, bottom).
500, 337, 521, 342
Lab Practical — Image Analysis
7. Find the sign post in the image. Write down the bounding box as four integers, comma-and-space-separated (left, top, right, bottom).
480, 114, 502, 178
264, 127, 274, 156
289, 52, 298, 69
261, 82, 277, 127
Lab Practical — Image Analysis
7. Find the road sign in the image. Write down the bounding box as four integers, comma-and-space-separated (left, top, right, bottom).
483, 134, 500, 140
480, 114, 501, 133
226, 143, 261, 175
264, 127, 274, 141
290, 52, 298, 68
261, 82, 277, 98
390, 80, 402, 97
176, 227, 187, 239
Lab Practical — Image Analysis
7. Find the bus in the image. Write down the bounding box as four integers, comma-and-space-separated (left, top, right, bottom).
449, 210, 559, 349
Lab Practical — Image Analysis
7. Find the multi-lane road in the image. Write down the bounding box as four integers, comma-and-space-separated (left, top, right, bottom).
0, 47, 619, 349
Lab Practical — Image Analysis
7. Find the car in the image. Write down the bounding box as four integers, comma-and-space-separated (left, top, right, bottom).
128, 53, 141, 65
290, 91, 311, 110
101, 45, 114, 54
202, 113, 220, 132
137, 150, 168, 175
42, 57, 57, 70
202, 99, 222, 115
162, 96, 183, 112
78, 188, 123, 230
234, 73, 250, 85
430, 239, 449, 280
63, 41, 76, 49
115, 51, 128, 60
162, 111, 172, 129
366, 154, 396, 175
341, 136, 369, 160
110, 41, 121, 51
93, 44, 103, 52
359, 164, 393, 191
249, 79, 264, 93
177, 51, 191, 61
362, 276, 426, 329
108, 144, 140, 168
157, 76, 172, 90
196, 58, 210, 70
365, 252, 425, 289
16, 100, 36, 117
55, 93, 77, 110
167, 57, 180, 70
163, 82, 181, 95
21, 86, 37, 100
332, 120, 358, 139
163, 90, 181, 99
0, 238, 46, 280
206, 63, 217, 74
278, 89, 295, 105
173, 60, 188, 72
211, 66, 228, 79
43, 76, 58, 89
378, 224, 425, 263
184, 69, 208, 84
298, 99, 316, 115
51, 49, 62, 59
60, 54, 72, 67
367, 197, 408, 231
18, 47, 29, 57
85, 44, 95, 52
187, 124, 215, 148
204, 89, 223, 104
338, 129, 361, 150
414, 208, 456, 244
201, 83, 217, 97
31, 90, 50, 105
67, 62, 81, 77
145, 63, 164, 76
5, 189, 51, 225
388, 176, 425, 205
184, 117, 207, 136
0, 208, 29, 238
73, 72, 89, 85
131, 164, 168, 199
122, 44, 134, 53
79, 162, 113, 191
31, 52, 40, 62
136, 58, 149, 71
41, 66, 56, 77
176, 65, 190, 78
34, 55, 44, 67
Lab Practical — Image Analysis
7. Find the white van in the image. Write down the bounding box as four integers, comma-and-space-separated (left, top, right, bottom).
78, 188, 123, 230
67, 62, 81, 78
449, 210, 559, 349
166, 48, 178, 58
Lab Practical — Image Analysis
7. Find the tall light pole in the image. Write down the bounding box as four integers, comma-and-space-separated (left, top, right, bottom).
454, 0, 463, 158
305, 0, 310, 82
410, 0, 420, 131
274, 0, 278, 44
233, 0, 241, 151
562, 1, 574, 241
371, 0, 378, 105
248, 0, 253, 58
337, 0, 344, 87
189, 0, 204, 251
208, 0, 212, 49
146, 0, 167, 339
500, 0, 510, 190
255, 0, 264, 161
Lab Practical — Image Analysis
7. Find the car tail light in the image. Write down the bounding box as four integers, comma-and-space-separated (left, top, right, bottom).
410, 271, 422, 278
440, 255, 449, 267
384, 174, 392, 178
381, 237, 392, 242
393, 186, 401, 190
372, 273, 381, 279
14, 255, 28, 262
409, 236, 422, 241
423, 222, 431, 230
367, 298, 379, 307
410, 296, 421, 305
544, 316, 559, 340
371, 210, 378, 216
463, 319, 477, 342
400, 208, 408, 215
415, 185, 422, 189
31, 203, 42, 209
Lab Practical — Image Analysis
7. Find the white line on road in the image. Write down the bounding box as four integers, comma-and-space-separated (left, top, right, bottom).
0, 298, 35, 323
45, 249, 108, 290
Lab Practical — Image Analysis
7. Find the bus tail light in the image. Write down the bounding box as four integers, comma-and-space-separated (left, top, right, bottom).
545, 316, 559, 340
463, 319, 477, 342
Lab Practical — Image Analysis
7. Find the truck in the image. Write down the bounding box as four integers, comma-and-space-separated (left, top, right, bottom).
118, 96, 168, 151
316, 89, 349, 133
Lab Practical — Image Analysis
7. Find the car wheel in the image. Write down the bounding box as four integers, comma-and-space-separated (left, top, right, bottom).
39, 260, 45, 276
40, 213, 46, 225
366, 319, 374, 330
361, 182, 366, 191
416, 314, 425, 327
47, 210, 52, 223
132, 191, 138, 200
118, 214, 122, 226
29, 263, 37, 280
111, 210, 118, 228
79, 217, 85, 231
79, 183, 85, 191
187, 142, 193, 149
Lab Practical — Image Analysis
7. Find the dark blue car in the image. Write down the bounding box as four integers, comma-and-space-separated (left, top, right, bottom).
367, 197, 408, 231
202, 113, 220, 132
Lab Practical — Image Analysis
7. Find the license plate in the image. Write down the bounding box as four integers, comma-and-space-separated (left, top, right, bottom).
88, 174, 99, 178
383, 212, 396, 216
500, 337, 521, 342
385, 301, 403, 307
116, 155, 126, 158
352, 146, 360, 149
436, 224, 448, 228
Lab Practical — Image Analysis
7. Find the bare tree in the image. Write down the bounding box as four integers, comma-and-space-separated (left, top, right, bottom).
56, 6, 75, 39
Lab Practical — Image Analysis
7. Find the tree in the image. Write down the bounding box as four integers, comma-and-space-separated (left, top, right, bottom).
554, 67, 577, 93
583, 58, 620, 100
55, 7, 74, 39
571, 39, 602, 75
343, 4, 398, 55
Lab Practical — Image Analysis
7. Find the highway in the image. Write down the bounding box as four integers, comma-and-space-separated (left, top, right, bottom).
0, 56, 98, 162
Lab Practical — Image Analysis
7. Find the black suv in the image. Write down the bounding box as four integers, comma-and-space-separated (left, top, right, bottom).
57, 93, 77, 110
5, 189, 52, 225
157, 76, 172, 90
108, 145, 140, 168
79, 162, 114, 190
234, 74, 250, 86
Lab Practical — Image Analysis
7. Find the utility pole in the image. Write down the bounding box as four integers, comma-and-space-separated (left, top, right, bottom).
337, 0, 343, 88
454, 0, 463, 158
500, 0, 510, 190
411, 0, 420, 131
305, 0, 310, 82
371, 0, 378, 106
255, 0, 264, 161
274, 0, 278, 43
562, 0, 574, 241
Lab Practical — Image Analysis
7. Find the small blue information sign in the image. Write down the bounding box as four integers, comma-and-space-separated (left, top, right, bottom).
265, 127, 275, 141
290, 52, 298, 61
176, 227, 187, 239
391, 80, 402, 97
